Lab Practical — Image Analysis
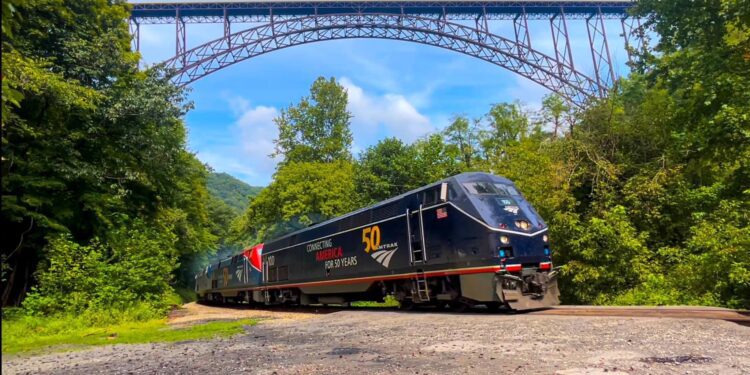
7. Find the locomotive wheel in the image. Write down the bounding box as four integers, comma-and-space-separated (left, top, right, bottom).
214, 294, 224, 304
399, 300, 417, 311
485, 302, 502, 313
449, 301, 470, 313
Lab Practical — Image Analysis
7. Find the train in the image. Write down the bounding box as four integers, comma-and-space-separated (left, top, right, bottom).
195, 172, 559, 311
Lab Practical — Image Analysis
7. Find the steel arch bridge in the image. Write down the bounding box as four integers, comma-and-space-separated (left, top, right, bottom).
129, 1, 646, 107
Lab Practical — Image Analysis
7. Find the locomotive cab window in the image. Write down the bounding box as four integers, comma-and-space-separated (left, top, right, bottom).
463, 182, 496, 195
421, 188, 438, 205
493, 183, 520, 196
464, 182, 519, 206
463, 182, 520, 196
421, 183, 449, 205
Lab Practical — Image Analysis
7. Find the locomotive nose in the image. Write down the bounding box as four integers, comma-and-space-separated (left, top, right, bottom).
496, 266, 560, 310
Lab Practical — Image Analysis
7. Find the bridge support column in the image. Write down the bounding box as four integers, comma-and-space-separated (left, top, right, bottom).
550, 7, 574, 75
586, 7, 615, 95
621, 16, 645, 65
474, 7, 489, 42
176, 9, 186, 65
223, 7, 232, 48
513, 6, 532, 57
129, 18, 140, 52
223, 8, 231, 37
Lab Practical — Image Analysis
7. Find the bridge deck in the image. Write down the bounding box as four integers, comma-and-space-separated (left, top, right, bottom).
129, 1, 634, 23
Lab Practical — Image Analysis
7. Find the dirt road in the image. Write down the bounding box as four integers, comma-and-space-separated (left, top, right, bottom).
4, 306, 749, 374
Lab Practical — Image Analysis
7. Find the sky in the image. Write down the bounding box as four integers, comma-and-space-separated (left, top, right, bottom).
136, 17, 631, 186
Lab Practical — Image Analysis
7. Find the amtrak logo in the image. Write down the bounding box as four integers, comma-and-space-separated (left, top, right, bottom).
235, 267, 243, 282
504, 205, 520, 215
371, 247, 398, 268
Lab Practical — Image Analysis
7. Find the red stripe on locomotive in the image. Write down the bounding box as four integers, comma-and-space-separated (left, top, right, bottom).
243, 243, 264, 272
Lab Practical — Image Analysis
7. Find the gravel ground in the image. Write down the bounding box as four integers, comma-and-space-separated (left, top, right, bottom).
3, 309, 749, 375
167, 302, 321, 327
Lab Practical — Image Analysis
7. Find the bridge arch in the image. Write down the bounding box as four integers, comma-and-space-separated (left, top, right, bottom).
161, 13, 604, 107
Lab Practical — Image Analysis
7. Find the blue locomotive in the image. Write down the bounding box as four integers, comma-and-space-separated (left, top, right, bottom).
195, 172, 559, 311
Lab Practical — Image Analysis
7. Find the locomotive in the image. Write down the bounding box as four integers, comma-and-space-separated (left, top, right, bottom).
195, 172, 559, 311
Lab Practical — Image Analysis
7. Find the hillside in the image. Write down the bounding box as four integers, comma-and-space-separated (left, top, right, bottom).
206, 172, 263, 213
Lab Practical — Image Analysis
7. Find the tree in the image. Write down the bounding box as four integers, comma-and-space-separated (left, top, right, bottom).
634, 0, 750, 188
272, 77, 353, 165
540, 94, 571, 139
236, 161, 357, 242
355, 138, 421, 204
1, 0, 217, 308
480, 102, 530, 158
443, 116, 479, 169
412, 133, 463, 182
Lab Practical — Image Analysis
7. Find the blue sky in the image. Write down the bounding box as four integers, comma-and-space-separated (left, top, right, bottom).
137, 18, 630, 186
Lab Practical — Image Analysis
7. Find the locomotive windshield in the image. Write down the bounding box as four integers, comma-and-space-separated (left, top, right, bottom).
462, 182, 519, 207
462, 179, 545, 230
462, 182, 519, 196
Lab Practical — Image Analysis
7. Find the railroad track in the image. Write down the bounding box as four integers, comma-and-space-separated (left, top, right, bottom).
530, 305, 750, 326
187, 302, 750, 326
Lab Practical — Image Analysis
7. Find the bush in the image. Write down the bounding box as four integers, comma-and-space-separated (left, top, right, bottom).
22, 219, 178, 315
557, 206, 654, 305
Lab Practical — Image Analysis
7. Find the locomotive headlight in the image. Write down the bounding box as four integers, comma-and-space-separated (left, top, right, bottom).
514, 220, 530, 230
543, 234, 548, 243
500, 235, 510, 245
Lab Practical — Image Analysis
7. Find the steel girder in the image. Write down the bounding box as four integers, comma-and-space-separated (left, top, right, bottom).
176, 10, 187, 65
133, 12, 629, 24
621, 16, 646, 64
585, 7, 614, 94
129, 19, 140, 52
160, 13, 603, 107
130, 1, 633, 24
512, 6, 531, 58
550, 7, 574, 71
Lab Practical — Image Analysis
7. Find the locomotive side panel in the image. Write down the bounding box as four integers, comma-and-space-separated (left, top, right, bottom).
262, 209, 415, 291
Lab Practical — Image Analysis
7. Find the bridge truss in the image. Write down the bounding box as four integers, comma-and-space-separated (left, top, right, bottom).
129, 1, 646, 107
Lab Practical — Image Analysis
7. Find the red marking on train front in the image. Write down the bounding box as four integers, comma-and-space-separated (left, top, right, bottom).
505, 264, 522, 272
243, 243, 264, 272
539, 262, 552, 270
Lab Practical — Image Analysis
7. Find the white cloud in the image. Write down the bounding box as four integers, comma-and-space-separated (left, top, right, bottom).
199, 80, 436, 184
195, 98, 280, 185
197, 151, 260, 180
234, 104, 281, 181
340, 77, 434, 147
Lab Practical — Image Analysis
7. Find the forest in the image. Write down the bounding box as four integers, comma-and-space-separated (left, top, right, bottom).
1, 0, 748, 328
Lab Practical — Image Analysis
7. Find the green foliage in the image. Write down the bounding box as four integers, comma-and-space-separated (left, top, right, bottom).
351, 295, 400, 308
481, 101, 532, 156
206, 172, 263, 213
540, 93, 571, 139
634, 0, 750, 186
273, 77, 353, 164
236, 160, 357, 242
2, 0, 218, 311
2, 310, 257, 355
443, 116, 479, 169
355, 138, 420, 203
22, 220, 178, 315
561, 206, 654, 304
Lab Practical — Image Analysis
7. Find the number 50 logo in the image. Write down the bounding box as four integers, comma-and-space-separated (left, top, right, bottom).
362, 225, 381, 253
